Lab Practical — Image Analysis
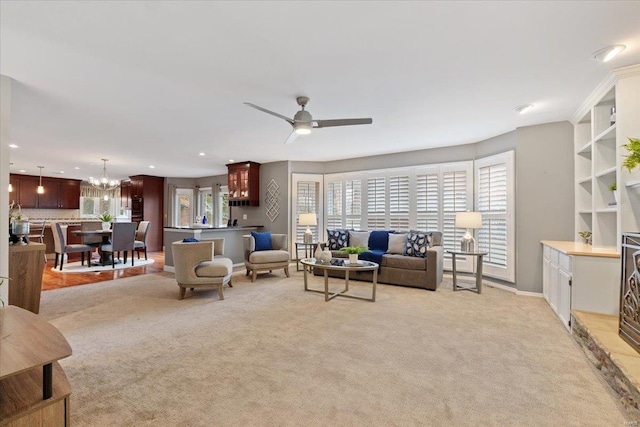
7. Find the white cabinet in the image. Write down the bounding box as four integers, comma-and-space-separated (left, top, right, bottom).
541, 241, 619, 331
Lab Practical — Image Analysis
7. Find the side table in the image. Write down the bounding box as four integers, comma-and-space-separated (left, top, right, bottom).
295, 242, 318, 271
447, 250, 488, 294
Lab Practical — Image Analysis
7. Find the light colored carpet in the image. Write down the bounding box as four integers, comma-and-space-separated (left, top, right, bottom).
49, 258, 154, 273
39, 270, 629, 426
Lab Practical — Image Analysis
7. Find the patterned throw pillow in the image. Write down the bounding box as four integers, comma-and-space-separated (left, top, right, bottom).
327, 229, 348, 250
404, 232, 431, 257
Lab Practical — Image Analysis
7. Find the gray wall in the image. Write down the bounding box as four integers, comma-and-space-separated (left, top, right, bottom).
515, 121, 575, 293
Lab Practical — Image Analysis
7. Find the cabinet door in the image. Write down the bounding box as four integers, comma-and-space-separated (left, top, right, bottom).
37, 179, 60, 209
58, 180, 80, 209
131, 179, 143, 198
120, 181, 131, 209
558, 269, 572, 329
542, 257, 550, 303
8, 176, 19, 203
18, 177, 39, 208
549, 263, 559, 313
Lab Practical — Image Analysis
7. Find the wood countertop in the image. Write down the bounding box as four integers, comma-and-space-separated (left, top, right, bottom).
541, 240, 619, 258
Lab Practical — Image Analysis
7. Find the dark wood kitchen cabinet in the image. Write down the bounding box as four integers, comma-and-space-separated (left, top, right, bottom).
127, 175, 164, 252
9, 174, 80, 209
120, 180, 132, 209
226, 161, 260, 206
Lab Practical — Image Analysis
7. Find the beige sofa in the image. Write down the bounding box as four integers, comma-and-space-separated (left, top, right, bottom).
315, 231, 443, 291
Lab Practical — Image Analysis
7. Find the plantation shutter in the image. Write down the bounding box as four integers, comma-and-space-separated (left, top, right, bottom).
326, 181, 343, 229
367, 177, 386, 230
296, 181, 318, 242
442, 170, 468, 253
345, 180, 362, 229
389, 175, 410, 231
475, 152, 514, 282
416, 172, 439, 231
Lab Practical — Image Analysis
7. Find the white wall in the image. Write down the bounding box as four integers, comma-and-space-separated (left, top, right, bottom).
1, 76, 11, 306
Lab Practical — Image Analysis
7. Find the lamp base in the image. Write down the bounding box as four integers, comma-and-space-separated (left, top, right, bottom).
303, 229, 313, 244
460, 230, 475, 252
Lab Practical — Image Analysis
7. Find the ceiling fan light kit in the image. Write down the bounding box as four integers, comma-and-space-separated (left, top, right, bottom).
244, 96, 372, 144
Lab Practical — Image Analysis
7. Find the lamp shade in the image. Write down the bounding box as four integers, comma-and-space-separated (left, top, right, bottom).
455, 212, 482, 229
299, 213, 317, 226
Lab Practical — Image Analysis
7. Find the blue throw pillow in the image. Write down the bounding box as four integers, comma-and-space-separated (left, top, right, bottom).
404, 232, 430, 257
327, 229, 348, 250
368, 230, 394, 252
183, 238, 199, 243
251, 231, 273, 251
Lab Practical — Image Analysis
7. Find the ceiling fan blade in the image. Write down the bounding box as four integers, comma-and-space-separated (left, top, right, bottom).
283, 130, 298, 145
314, 118, 373, 128
244, 102, 294, 124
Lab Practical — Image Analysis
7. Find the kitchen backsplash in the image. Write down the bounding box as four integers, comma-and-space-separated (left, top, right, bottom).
20, 209, 81, 220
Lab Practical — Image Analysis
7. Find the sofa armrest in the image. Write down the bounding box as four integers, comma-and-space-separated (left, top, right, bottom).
426, 245, 444, 287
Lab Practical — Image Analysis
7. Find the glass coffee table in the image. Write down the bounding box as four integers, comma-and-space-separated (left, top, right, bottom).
300, 258, 379, 302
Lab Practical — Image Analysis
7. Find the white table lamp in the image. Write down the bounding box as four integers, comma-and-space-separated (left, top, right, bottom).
299, 213, 317, 243
455, 211, 482, 252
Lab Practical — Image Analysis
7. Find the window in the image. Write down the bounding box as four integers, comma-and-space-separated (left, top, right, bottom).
475, 151, 515, 282
80, 185, 119, 218
367, 177, 385, 229
295, 180, 319, 242
218, 186, 229, 227
175, 188, 193, 227
291, 174, 324, 249
198, 187, 213, 224
389, 174, 409, 231
416, 171, 439, 231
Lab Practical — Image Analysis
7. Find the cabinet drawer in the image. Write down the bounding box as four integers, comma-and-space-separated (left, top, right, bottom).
543, 245, 550, 260
559, 253, 571, 272
550, 248, 559, 264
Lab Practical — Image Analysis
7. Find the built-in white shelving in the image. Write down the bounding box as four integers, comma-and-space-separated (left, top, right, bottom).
573, 64, 640, 249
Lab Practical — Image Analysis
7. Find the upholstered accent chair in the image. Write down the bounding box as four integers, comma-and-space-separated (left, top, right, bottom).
172, 239, 233, 300
51, 222, 94, 271
101, 222, 137, 268
243, 233, 290, 282
134, 220, 150, 260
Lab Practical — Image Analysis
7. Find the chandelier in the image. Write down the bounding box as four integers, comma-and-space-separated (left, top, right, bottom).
89, 159, 120, 192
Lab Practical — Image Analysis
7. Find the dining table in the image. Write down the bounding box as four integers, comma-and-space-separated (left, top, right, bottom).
71, 229, 114, 266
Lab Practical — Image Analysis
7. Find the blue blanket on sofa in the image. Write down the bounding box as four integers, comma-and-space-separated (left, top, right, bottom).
359, 249, 385, 267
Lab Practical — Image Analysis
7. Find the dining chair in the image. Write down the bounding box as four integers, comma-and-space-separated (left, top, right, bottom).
101, 222, 137, 268
27, 220, 47, 263
134, 221, 150, 260
51, 222, 94, 271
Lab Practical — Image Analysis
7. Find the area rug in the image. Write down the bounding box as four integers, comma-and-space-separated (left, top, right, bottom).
39, 271, 630, 426
49, 258, 154, 273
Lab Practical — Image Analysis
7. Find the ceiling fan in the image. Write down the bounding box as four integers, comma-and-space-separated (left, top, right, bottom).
244, 96, 373, 144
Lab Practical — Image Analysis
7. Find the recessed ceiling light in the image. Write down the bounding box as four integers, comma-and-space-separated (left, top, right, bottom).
149, 165, 155, 169
592, 45, 626, 63
229, 159, 234, 163
19, 169, 26, 173
514, 104, 534, 114
199, 152, 205, 156
8, 144, 18, 148
74, 166, 80, 170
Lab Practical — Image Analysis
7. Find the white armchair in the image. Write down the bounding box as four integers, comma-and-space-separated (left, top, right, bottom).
172, 239, 233, 300
243, 233, 290, 282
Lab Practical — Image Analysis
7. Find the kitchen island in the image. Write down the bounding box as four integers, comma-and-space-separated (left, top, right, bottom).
164, 226, 263, 270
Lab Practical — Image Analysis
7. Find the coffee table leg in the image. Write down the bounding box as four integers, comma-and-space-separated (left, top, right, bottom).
324, 268, 329, 302
303, 263, 308, 291
345, 270, 350, 292
372, 268, 378, 302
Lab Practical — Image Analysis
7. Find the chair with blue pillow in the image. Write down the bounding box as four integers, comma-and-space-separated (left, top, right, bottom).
243, 232, 290, 282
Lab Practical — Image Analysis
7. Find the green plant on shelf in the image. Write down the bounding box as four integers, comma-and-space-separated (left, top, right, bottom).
339, 246, 368, 255
608, 182, 617, 192
578, 231, 592, 244
0, 276, 9, 307
98, 213, 114, 222
622, 137, 640, 172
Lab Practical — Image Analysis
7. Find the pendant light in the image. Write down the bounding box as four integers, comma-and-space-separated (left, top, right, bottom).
37, 166, 44, 194
89, 159, 120, 192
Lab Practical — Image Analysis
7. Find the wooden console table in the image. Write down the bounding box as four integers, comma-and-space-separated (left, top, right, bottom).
0, 306, 72, 426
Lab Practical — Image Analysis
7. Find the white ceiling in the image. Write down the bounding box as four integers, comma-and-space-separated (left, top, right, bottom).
2, 1, 640, 180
